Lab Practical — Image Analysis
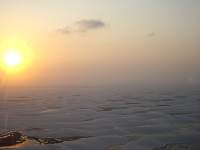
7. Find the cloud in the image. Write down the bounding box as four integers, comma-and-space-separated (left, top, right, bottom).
147, 32, 156, 37
76, 19, 105, 32
57, 26, 72, 34
58, 19, 106, 34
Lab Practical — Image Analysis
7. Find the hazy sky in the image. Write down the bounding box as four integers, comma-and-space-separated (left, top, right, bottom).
0, 0, 200, 87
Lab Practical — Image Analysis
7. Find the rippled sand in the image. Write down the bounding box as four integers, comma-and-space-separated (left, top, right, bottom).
0, 87, 200, 150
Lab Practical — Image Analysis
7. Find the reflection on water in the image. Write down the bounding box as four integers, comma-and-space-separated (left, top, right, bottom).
0, 87, 200, 150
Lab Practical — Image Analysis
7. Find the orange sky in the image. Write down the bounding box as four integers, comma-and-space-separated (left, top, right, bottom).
0, 0, 200, 87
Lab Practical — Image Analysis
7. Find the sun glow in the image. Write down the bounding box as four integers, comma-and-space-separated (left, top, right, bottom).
0, 38, 35, 73
4, 50, 23, 67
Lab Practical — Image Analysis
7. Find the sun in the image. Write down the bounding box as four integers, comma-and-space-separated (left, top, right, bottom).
0, 38, 34, 74
3, 49, 23, 68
